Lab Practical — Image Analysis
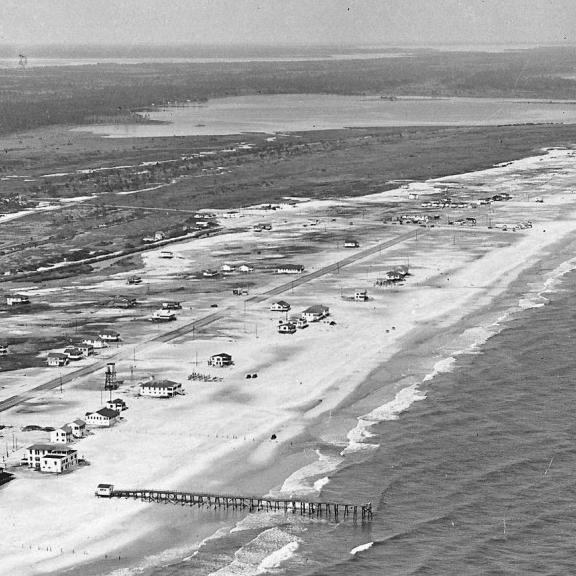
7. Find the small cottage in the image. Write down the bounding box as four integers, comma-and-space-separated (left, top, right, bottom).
0, 345, 7, 356
64, 347, 83, 361
354, 289, 369, 302
6, 294, 30, 306
154, 231, 166, 241
208, 353, 233, 367
344, 239, 360, 248
139, 380, 182, 398
238, 264, 254, 273
106, 398, 127, 411
301, 305, 330, 322
161, 301, 181, 310
95, 483, 115, 497
68, 419, 86, 438
278, 322, 296, 334
270, 301, 291, 312
152, 309, 177, 322
127, 275, 142, 285
159, 251, 173, 259
202, 269, 219, 278
85, 408, 119, 427
98, 330, 120, 342
47, 352, 69, 367
111, 295, 137, 309
221, 263, 235, 273
50, 425, 74, 444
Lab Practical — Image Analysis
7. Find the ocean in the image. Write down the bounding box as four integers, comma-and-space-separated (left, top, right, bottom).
141, 232, 576, 575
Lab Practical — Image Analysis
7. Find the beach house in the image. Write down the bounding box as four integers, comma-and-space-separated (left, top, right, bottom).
68, 419, 86, 438
50, 425, 74, 444
221, 263, 235, 273
208, 353, 233, 367
354, 289, 369, 302
47, 352, 69, 367
85, 408, 119, 427
98, 330, 120, 342
64, 347, 83, 361
344, 239, 360, 248
278, 322, 296, 334
238, 264, 254, 273
270, 301, 291, 312
161, 301, 181, 310
82, 337, 107, 349
6, 294, 30, 306
301, 305, 330, 322
106, 398, 128, 411
152, 309, 177, 322
24, 444, 78, 473
139, 380, 182, 398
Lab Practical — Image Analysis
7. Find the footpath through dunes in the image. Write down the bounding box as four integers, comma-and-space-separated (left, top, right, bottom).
0, 228, 419, 412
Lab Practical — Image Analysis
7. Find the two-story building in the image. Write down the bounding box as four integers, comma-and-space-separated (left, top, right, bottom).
68, 419, 86, 438
85, 408, 119, 427
24, 444, 78, 473
50, 425, 74, 444
106, 398, 127, 411
208, 353, 233, 367
139, 380, 183, 398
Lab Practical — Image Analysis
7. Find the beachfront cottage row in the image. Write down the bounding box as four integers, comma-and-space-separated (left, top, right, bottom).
301, 305, 330, 322
139, 380, 183, 397
24, 444, 78, 473
276, 264, 305, 274
85, 408, 120, 427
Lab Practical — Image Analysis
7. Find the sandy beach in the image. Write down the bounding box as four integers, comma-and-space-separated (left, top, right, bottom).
3, 147, 576, 575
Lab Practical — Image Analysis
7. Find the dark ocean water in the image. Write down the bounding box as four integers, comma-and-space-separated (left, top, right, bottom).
147, 266, 576, 576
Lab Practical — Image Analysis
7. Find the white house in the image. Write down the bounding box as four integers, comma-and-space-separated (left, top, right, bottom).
98, 330, 120, 342
82, 337, 107, 349
152, 309, 177, 322
40, 449, 78, 474
276, 264, 304, 274
301, 305, 330, 322
77, 343, 94, 357
221, 263, 235, 273
202, 269, 219, 277
354, 289, 369, 302
106, 398, 127, 411
64, 347, 83, 361
85, 408, 119, 427
161, 301, 181, 310
47, 352, 69, 367
24, 444, 78, 472
95, 483, 115, 497
208, 353, 233, 367
68, 419, 86, 438
159, 251, 173, 259
238, 264, 254, 273
139, 380, 182, 398
278, 322, 296, 334
344, 239, 360, 248
50, 425, 73, 444
154, 231, 166, 241
296, 318, 308, 329
270, 301, 291, 312
7, 294, 30, 306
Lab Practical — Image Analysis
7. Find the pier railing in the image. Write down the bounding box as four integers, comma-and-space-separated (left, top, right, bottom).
98, 487, 373, 521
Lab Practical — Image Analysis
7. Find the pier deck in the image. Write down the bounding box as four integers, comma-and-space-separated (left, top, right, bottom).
97, 486, 373, 522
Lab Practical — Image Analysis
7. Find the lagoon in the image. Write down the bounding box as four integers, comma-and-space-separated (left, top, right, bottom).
75, 94, 576, 138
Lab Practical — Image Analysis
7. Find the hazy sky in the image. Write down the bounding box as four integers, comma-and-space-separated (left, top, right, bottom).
1, 0, 575, 47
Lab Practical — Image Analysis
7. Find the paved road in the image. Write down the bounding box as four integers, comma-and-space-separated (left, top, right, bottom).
0, 228, 421, 413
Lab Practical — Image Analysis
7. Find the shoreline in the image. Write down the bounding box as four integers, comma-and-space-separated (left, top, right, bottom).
3, 148, 576, 574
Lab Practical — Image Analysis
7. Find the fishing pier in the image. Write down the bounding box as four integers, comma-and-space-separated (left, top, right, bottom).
96, 485, 373, 522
